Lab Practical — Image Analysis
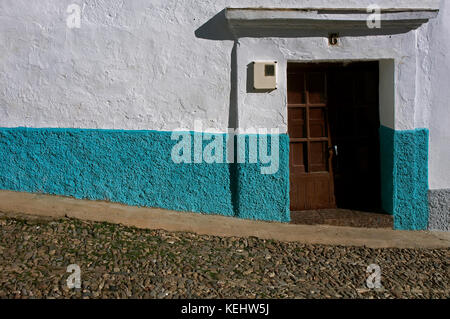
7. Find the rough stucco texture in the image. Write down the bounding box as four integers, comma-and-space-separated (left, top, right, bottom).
380, 126, 429, 230
0, 127, 290, 223
428, 189, 450, 231
428, 0, 450, 190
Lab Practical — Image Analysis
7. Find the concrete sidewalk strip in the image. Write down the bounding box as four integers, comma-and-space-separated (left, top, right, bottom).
0, 190, 448, 249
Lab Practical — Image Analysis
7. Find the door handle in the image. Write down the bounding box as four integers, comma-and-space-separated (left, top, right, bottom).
329, 145, 338, 157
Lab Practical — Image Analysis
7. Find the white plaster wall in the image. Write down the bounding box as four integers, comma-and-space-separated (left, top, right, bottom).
237, 33, 419, 132
426, 0, 450, 190
0, 0, 438, 133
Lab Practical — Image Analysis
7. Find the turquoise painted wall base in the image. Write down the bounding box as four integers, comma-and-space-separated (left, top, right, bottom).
380, 126, 429, 230
0, 126, 430, 230
0, 128, 290, 223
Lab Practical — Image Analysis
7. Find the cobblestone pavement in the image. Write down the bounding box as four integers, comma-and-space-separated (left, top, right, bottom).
0, 216, 448, 299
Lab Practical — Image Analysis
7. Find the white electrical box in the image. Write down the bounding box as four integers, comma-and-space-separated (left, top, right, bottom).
253, 61, 277, 90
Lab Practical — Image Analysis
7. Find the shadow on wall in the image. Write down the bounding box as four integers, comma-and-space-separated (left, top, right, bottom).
195, 9, 241, 217
195, 8, 413, 39
223, 27, 413, 38
195, 9, 234, 41
228, 42, 240, 217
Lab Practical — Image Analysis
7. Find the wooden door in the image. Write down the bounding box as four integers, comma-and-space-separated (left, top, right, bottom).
288, 62, 381, 212
288, 65, 336, 211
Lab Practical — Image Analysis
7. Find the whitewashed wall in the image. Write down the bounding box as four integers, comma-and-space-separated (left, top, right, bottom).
425, 1, 450, 190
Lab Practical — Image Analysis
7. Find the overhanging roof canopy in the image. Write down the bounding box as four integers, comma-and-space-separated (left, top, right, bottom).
225, 7, 439, 36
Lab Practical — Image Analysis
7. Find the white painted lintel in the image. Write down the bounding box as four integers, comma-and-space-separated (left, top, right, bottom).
225, 7, 439, 32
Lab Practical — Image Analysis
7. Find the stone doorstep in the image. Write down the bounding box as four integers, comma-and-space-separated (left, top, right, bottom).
290, 209, 394, 229
0, 190, 448, 249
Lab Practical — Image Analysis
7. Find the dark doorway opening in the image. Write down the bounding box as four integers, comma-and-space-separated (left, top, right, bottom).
288, 61, 382, 215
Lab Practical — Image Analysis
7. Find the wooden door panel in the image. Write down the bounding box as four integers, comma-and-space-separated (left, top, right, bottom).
287, 73, 306, 105
290, 174, 333, 211
288, 108, 306, 138
290, 142, 307, 174
309, 141, 329, 172
309, 108, 327, 138
307, 73, 327, 104
288, 66, 336, 211
308, 176, 333, 209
